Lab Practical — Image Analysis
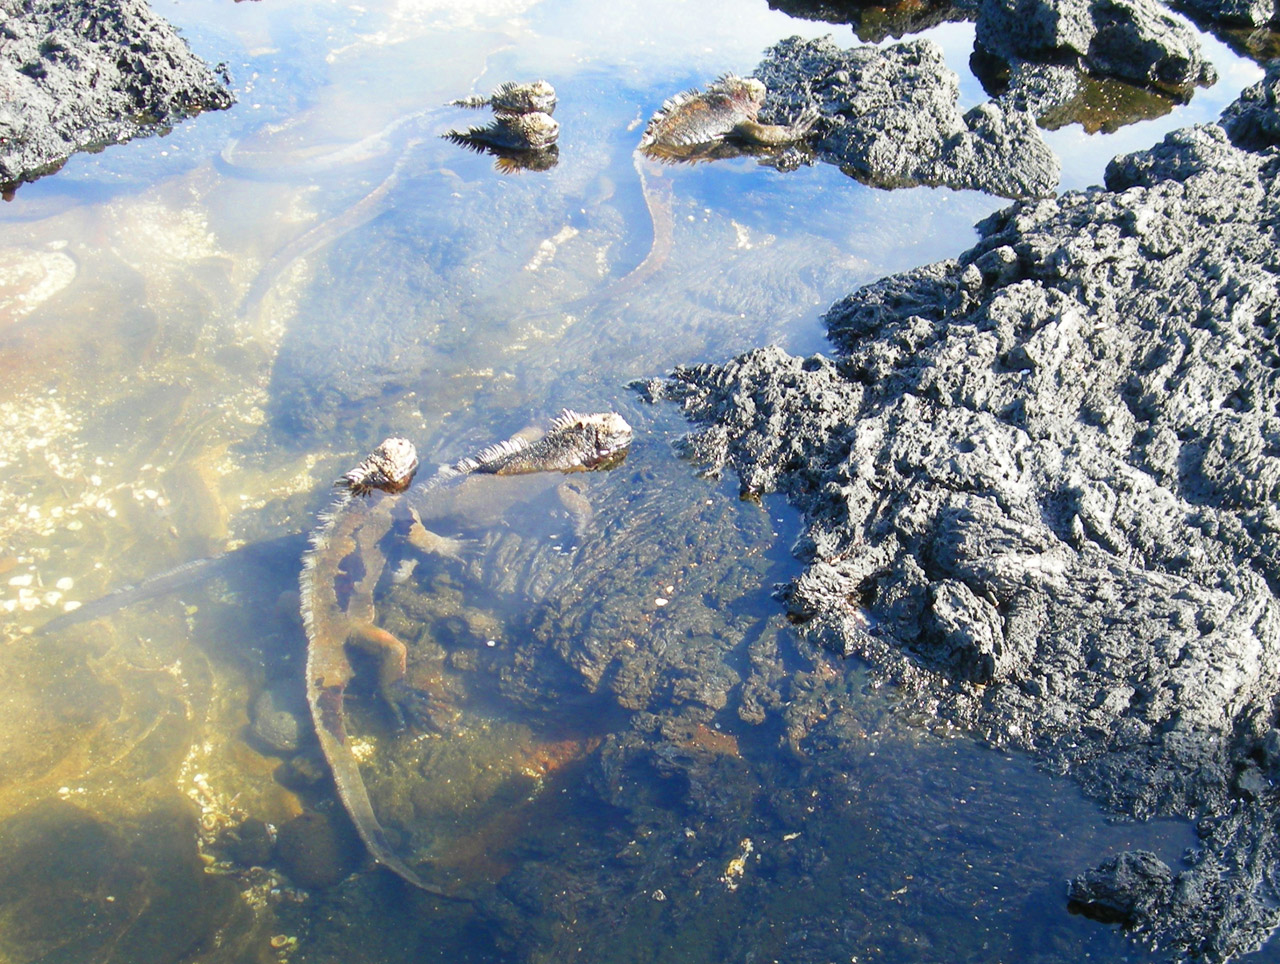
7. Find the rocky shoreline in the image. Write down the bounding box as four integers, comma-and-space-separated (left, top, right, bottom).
641, 62, 1280, 960
0, 0, 233, 195
7, 0, 1280, 957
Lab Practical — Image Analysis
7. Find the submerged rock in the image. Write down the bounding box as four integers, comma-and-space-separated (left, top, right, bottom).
249, 683, 309, 755
644, 62, 1280, 961
0, 797, 244, 962
754, 36, 1060, 198
275, 810, 362, 890
0, 0, 234, 193
1067, 850, 1176, 927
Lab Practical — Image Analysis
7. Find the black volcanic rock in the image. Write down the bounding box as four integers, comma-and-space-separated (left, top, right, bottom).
755, 35, 1061, 197
974, 0, 1217, 91
643, 62, 1280, 961
0, 0, 234, 192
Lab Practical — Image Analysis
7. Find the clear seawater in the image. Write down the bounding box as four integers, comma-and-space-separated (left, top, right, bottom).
0, 0, 1267, 961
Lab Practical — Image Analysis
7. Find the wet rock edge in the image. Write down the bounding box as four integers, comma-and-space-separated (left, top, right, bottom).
0, 0, 234, 194
640, 62, 1280, 962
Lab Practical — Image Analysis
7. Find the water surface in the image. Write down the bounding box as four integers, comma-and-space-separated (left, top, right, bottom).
0, 0, 1265, 960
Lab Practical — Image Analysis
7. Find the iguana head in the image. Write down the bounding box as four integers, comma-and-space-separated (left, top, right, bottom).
491, 79, 558, 116
546, 410, 633, 471
509, 111, 560, 150
730, 76, 767, 111
545, 407, 634, 471
339, 437, 419, 495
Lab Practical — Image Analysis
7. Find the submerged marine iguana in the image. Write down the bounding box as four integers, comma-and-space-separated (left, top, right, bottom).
301, 410, 632, 894
638, 74, 817, 162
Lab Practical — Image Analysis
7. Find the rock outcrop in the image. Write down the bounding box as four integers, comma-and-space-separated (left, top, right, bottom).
973, 0, 1217, 92
756, 36, 1062, 197
768, 0, 1227, 141
0, 0, 234, 192
643, 63, 1280, 961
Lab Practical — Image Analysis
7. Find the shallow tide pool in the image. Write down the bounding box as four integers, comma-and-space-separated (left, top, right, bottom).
0, 0, 1268, 961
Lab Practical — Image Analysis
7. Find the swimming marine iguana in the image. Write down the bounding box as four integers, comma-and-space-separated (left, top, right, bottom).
301, 410, 632, 894
445, 80, 560, 160
450, 80, 557, 115
638, 74, 817, 162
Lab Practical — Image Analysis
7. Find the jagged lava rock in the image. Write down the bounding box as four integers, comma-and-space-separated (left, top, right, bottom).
0, 0, 233, 190
755, 35, 1060, 198
645, 62, 1280, 961
974, 0, 1216, 92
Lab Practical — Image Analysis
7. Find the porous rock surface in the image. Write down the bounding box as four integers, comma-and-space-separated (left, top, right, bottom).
642, 64, 1280, 961
974, 0, 1217, 92
1175, 0, 1277, 28
768, 0, 1224, 143
771, 0, 1276, 32
768, 0, 979, 43
755, 35, 1062, 198
0, 0, 233, 190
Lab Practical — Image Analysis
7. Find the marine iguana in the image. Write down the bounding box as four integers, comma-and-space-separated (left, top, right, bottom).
301, 410, 632, 894
443, 111, 560, 153
638, 74, 817, 162
450, 79, 557, 116
444, 79, 560, 160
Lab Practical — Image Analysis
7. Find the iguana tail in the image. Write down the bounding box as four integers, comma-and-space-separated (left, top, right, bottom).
312, 700, 467, 899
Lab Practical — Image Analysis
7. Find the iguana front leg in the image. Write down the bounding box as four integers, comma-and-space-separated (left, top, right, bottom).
406, 506, 469, 559
732, 106, 819, 146
555, 478, 595, 537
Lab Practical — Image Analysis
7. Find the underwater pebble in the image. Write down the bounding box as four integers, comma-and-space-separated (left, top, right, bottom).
63, 600, 82, 613
655, 597, 668, 607
7, 574, 32, 587
55, 577, 73, 590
